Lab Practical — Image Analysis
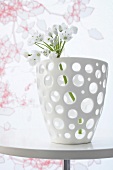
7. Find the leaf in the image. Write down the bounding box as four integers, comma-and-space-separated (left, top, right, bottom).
88, 28, 104, 40
80, 7, 94, 18
37, 19, 47, 31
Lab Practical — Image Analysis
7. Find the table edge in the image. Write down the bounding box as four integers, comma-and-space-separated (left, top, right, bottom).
0, 145, 113, 160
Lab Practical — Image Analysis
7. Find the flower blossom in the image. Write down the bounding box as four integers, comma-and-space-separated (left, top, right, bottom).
43, 49, 50, 56
52, 25, 58, 35
49, 52, 58, 60
25, 23, 78, 64
27, 50, 41, 66
27, 31, 44, 46
59, 29, 72, 41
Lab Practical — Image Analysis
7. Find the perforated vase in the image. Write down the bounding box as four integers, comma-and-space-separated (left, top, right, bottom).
36, 57, 108, 144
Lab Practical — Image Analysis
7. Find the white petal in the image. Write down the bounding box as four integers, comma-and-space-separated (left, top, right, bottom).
70, 26, 78, 34
49, 52, 58, 60
88, 28, 104, 40
61, 23, 68, 30
28, 57, 38, 66
52, 25, 58, 35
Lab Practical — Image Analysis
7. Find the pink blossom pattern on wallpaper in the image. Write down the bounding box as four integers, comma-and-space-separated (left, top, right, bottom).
0, 0, 104, 170
0, 1, 44, 24
9, 156, 62, 170
64, 0, 94, 23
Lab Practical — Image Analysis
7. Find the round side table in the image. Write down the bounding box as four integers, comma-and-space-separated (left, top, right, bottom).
0, 130, 113, 170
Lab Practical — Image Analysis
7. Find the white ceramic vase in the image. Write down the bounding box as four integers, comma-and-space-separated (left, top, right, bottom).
36, 57, 108, 144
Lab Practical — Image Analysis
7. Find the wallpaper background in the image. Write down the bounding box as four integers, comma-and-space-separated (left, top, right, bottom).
0, 0, 113, 169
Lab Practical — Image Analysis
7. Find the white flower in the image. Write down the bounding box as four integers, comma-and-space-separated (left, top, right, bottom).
28, 32, 44, 46
31, 50, 42, 57
59, 23, 68, 32
44, 35, 53, 44
28, 55, 40, 66
70, 26, 78, 34
32, 31, 39, 37
52, 25, 58, 35
46, 28, 53, 37
27, 31, 39, 45
52, 36, 58, 47
34, 33, 44, 43
27, 50, 41, 66
27, 37, 36, 46
49, 51, 58, 60
59, 30, 72, 41
26, 23, 78, 60
43, 49, 50, 56
37, 33, 44, 42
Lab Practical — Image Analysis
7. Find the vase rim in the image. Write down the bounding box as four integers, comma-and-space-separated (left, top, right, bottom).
41, 57, 108, 66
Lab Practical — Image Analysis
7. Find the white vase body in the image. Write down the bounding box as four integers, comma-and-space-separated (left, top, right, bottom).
36, 57, 108, 144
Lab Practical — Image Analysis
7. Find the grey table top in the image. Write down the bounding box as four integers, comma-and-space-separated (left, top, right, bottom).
0, 129, 113, 160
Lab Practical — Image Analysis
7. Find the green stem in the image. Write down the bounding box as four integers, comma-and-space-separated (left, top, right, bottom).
59, 63, 75, 102
57, 41, 66, 58
78, 118, 82, 124
35, 43, 44, 50
78, 129, 82, 134
43, 42, 54, 51
78, 119, 82, 134
59, 63, 63, 70
63, 75, 67, 84
69, 92, 75, 101
36, 42, 54, 51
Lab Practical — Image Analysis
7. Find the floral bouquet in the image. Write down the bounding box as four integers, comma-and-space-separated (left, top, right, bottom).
24, 23, 78, 65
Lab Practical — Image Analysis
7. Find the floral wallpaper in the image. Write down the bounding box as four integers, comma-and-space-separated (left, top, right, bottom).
0, 0, 113, 169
